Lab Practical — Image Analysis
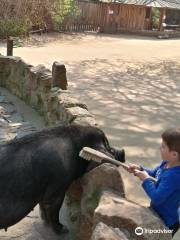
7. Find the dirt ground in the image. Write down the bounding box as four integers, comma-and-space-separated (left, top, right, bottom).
0, 33, 180, 239
1, 32, 180, 63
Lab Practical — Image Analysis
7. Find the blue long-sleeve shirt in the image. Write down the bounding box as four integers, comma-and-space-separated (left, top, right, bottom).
141, 161, 180, 227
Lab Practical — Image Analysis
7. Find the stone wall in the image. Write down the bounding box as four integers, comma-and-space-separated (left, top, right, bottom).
0, 56, 96, 126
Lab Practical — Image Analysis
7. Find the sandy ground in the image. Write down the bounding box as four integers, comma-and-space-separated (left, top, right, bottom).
1, 33, 180, 238
1, 33, 180, 63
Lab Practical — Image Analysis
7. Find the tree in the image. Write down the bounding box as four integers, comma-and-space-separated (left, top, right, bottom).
50, 0, 80, 31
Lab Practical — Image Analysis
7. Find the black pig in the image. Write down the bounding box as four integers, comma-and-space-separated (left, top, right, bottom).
0, 124, 125, 234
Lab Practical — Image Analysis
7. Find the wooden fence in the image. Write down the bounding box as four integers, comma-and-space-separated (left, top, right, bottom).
59, 1, 147, 33
0, 0, 149, 34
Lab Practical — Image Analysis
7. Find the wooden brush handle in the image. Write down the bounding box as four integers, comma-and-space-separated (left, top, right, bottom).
101, 156, 157, 182
101, 156, 129, 169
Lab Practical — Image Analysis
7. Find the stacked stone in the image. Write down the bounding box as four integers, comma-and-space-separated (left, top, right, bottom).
0, 56, 96, 127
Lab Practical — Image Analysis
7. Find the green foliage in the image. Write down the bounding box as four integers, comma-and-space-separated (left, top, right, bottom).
0, 0, 80, 37
0, 18, 30, 39
51, 0, 80, 30
152, 7, 160, 29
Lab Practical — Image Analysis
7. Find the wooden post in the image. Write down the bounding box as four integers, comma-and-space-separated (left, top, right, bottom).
158, 8, 166, 32
7, 37, 13, 56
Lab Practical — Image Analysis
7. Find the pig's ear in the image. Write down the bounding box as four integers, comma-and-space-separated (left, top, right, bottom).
118, 149, 125, 163
86, 160, 100, 172
113, 148, 125, 163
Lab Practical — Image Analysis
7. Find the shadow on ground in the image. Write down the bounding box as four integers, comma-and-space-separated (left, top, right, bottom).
65, 58, 180, 208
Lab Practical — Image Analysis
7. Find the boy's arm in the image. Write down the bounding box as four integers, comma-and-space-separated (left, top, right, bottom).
142, 174, 175, 206
140, 161, 164, 177
140, 166, 158, 177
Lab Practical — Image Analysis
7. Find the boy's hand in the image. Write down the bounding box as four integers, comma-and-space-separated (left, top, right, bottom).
133, 169, 150, 181
125, 163, 141, 173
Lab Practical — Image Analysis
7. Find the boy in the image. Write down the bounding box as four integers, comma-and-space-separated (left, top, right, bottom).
126, 128, 180, 237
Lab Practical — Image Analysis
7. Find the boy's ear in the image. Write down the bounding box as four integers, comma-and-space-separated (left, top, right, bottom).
172, 151, 178, 158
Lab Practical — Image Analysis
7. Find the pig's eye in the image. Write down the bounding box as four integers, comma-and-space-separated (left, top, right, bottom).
110, 148, 115, 154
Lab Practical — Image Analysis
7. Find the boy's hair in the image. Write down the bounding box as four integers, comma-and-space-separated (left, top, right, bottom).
162, 128, 180, 154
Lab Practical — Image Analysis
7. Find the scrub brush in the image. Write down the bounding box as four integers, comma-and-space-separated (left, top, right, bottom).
79, 147, 157, 182
79, 147, 129, 170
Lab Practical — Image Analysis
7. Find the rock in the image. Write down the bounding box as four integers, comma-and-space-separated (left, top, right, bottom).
94, 190, 172, 240
63, 106, 92, 123
0, 103, 16, 114
16, 123, 37, 139
0, 96, 5, 103
67, 180, 83, 202
52, 105, 92, 124
0, 118, 9, 127
91, 222, 129, 240
50, 87, 60, 92
80, 164, 125, 240
72, 116, 97, 126
81, 163, 125, 198
57, 92, 88, 109
0, 106, 6, 115
46, 91, 89, 125
67, 163, 125, 240
52, 62, 67, 90
28, 65, 52, 102
31, 65, 51, 77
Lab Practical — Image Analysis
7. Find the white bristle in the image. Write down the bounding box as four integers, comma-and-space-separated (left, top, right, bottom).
79, 147, 102, 163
